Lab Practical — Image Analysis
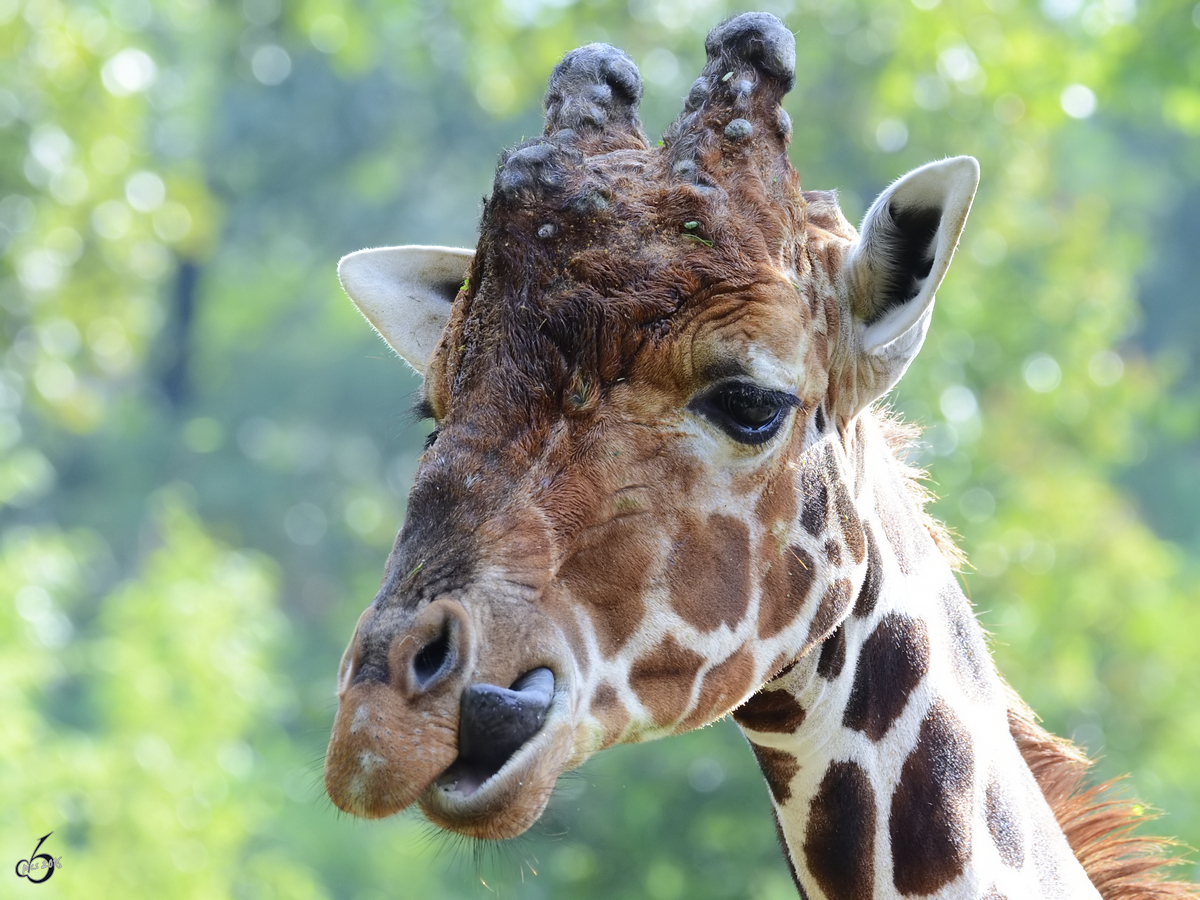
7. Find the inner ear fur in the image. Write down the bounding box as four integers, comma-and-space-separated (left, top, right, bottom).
846, 156, 979, 355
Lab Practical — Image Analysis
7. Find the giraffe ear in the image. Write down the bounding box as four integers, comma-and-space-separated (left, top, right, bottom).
841, 156, 979, 404
338, 245, 474, 376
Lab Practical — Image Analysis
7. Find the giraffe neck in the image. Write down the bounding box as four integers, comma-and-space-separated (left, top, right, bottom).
735, 415, 1100, 900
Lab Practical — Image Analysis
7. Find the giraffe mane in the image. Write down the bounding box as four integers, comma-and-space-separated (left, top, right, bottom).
1007, 677, 1199, 898
876, 405, 1197, 896
871, 405, 966, 571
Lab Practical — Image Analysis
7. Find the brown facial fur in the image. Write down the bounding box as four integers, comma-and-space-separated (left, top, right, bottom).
629, 634, 706, 727
326, 14, 869, 841
591, 682, 631, 747
668, 514, 753, 631
558, 514, 655, 657
758, 544, 818, 639
681, 645, 757, 730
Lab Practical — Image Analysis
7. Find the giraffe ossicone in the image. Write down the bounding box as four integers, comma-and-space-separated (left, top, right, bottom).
327, 12, 1196, 898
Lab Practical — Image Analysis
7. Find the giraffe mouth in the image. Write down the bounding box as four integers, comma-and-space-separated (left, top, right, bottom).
419, 667, 573, 839
434, 667, 555, 797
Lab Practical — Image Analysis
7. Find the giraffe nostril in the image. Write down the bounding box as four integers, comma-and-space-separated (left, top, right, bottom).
412, 623, 453, 690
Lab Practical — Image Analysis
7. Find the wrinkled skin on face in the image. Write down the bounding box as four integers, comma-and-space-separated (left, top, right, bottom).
325, 13, 977, 840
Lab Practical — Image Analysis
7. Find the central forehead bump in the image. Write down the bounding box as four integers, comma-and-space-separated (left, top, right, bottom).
496, 142, 573, 201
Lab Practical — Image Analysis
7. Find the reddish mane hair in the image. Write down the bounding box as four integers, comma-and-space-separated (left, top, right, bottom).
1008, 699, 1198, 899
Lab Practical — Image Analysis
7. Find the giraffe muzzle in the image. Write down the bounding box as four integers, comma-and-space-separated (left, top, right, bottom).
436, 667, 554, 797
325, 588, 576, 837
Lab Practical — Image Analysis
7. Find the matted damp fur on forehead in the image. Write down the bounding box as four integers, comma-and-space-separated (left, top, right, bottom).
447, 143, 802, 401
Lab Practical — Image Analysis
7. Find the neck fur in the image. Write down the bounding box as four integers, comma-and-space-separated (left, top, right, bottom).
735, 414, 1099, 899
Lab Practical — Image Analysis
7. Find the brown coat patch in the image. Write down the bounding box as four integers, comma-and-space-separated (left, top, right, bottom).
852, 523, 883, 619
750, 742, 800, 804
560, 518, 653, 657
890, 700, 975, 895
733, 687, 806, 734
799, 460, 829, 538
772, 807, 809, 899
592, 682, 631, 747
816, 624, 847, 680
941, 581, 993, 704
803, 760, 877, 900
681, 646, 757, 730
829, 449, 865, 564
985, 766, 1025, 868
668, 514, 752, 631
628, 634, 705, 727
824, 537, 843, 567
756, 467, 798, 531
765, 653, 798, 683
758, 544, 816, 639
843, 613, 929, 741
853, 416, 868, 498
797, 577, 853, 656
874, 469, 922, 575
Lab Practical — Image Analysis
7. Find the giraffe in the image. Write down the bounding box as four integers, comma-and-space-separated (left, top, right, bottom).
324, 13, 1196, 899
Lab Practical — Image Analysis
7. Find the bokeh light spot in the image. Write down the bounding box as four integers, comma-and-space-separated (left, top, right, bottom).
251, 44, 291, 86
1061, 83, 1097, 118
102, 48, 158, 96
1023, 354, 1063, 393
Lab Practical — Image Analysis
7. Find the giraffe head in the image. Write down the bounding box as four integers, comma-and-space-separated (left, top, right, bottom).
325, 13, 978, 840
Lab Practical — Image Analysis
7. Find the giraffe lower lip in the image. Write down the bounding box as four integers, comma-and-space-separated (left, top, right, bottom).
418, 687, 573, 840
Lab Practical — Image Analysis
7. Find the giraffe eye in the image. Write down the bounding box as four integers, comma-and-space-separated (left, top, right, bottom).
414, 397, 440, 450
693, 383, 800, 446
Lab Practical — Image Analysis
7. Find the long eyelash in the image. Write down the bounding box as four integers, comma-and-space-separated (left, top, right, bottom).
423, 428, 440, 450
413, 397, 436, 421
719, 382, 801, 410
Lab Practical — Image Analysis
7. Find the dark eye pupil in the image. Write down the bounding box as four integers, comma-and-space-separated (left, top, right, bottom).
691, 381, 797, 446
717, 387, 783, 430
723, 395, 777, 428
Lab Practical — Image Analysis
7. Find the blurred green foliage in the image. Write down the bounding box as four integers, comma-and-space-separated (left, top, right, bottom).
1, 0, 1198, 897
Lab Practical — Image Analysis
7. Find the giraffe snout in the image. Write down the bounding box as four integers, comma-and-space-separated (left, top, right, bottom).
326, 591, 573, 831
324, 598, 476, 820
